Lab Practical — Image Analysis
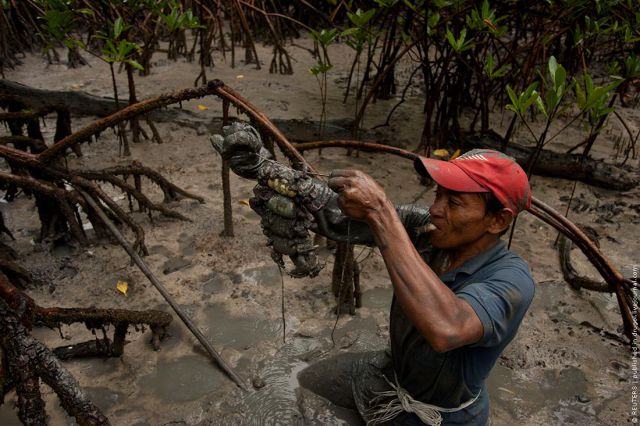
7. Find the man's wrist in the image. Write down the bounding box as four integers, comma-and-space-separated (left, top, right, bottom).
365, 199, 398, 231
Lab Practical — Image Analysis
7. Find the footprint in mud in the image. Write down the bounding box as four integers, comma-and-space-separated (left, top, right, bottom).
178, 232, 197, 257
162, 257, 192, 275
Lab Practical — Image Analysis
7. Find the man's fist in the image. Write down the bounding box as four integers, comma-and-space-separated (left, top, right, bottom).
210, 122, 272, 179
328, 169, 391, 222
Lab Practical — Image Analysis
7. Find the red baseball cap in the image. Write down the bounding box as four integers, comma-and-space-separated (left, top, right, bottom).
414, 149, 531, 214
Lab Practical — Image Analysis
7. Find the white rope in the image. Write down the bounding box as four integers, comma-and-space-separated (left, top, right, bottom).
366, 375, 481, 426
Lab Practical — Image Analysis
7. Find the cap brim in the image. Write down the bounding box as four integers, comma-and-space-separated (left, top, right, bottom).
414, 156, 488, 193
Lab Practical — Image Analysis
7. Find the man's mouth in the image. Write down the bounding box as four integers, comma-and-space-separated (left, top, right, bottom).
425, 223, 437, 232
430, 220, 446, 231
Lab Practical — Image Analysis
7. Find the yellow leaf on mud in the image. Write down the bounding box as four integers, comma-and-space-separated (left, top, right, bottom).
116, 280, 128, 295
450, 149, 461, 160
433, 149, 449, 158
238, 199, 250, 206
196, 105, 209, 111
236, 74, 244, 79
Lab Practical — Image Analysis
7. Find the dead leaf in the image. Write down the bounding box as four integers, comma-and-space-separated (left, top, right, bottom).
238, 199, 250, 206
236, 74, 244, 79
196, 104, 209, 111
433, 149, 449, 158
450, 149, 461, 160
116, 280, 128, 295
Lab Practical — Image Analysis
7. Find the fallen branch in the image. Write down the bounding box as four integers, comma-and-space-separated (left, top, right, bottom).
464, 131, 639, 191
38, 83, 224, 163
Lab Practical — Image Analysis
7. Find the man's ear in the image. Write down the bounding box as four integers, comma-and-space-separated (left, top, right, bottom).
488, 208, 514, 235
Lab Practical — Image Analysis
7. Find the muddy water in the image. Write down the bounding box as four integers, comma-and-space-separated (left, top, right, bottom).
139, 355, 229, 403
487, 364, 596, 422
0, 396, 21, 426
218, 338, 316, 425
0, 274, 607, 424
203, 304, 283, 350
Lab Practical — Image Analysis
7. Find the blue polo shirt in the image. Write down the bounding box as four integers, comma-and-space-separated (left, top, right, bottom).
389, 239, 535, 425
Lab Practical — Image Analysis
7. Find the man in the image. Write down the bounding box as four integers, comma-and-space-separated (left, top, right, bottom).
318, 150, 535, 425
213, 124, 535, 425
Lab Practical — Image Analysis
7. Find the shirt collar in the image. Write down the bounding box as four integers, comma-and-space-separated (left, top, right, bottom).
439, 240, 508, 283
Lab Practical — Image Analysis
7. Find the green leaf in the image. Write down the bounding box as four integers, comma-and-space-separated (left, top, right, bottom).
522, 88, 539, 112
482, 0, 490, 18
341, 28, 360, 37
574, 78, 586, 108
113, 17, 125, 40
127, 59, 144, 71
350, 8, 376, 27
506, 85, 517, 105
546, 88, 558, 112
428, 12, 440, 30
445, 28, 457, 50
485, 54, 494, 74
554, 63, 566, 94
535, 93, 548, 118
548, 56, 558, 82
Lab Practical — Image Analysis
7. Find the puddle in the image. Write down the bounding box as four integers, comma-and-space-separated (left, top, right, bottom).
70, 357, 124, 377
201, 272, 232, 295
162, 257, 192, 274
362, 287, 392, 311
178, 232, 197, 257
203, 304, 282, 350
83, 387, 124, 411
488, 364, 592, 419
148, 244, 172, 257
0, 398, 21, 426
230, 264, 281, 288
138, 355, 228, 402
51, 241, 76, 257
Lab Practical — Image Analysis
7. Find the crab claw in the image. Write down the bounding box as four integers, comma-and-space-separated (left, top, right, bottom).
211, 122, 273, 179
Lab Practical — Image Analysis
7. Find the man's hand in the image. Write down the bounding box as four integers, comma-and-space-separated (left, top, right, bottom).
328, 170, 392, 222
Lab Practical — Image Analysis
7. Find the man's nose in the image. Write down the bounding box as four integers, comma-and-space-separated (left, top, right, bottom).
429, 199, 445, 217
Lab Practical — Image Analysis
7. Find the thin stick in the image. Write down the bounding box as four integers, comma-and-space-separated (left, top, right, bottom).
331, 221, 350, 346
278, 266, 286, 343
75, 187, 247, 391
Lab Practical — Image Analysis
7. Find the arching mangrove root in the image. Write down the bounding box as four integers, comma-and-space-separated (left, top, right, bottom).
0, 260, 173, 423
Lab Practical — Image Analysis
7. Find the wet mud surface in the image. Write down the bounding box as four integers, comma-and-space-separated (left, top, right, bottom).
1, 38, 637, 425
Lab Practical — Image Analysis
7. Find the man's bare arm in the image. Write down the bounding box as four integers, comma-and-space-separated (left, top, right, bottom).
329, 170, 483, 353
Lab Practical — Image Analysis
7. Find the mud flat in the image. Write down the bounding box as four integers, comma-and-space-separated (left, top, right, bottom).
0, 37, 637, 424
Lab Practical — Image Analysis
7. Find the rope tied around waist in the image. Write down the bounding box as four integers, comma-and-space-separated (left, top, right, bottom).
366, 374, 482, 426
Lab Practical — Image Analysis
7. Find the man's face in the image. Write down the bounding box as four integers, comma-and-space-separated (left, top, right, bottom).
428, 186, 494, 250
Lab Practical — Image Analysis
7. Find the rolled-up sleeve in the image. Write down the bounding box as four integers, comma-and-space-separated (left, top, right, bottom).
456, 266, 535, 348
